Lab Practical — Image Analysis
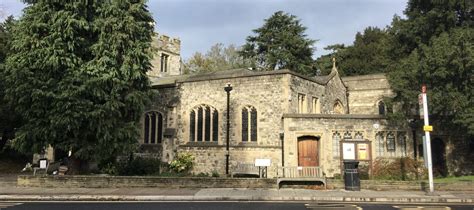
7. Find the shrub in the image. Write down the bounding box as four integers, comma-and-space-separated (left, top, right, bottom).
211, 170, 220, 177
169, 153, 194, 174
113, 156, 163, 176
195, 172, 209, 177
372, 157, 427, 181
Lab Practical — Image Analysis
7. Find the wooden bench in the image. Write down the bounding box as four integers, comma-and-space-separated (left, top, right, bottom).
231, 163, 260, 177
275, 166, 326, 188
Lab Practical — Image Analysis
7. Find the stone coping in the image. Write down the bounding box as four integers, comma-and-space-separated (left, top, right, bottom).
341, 73, 387, 81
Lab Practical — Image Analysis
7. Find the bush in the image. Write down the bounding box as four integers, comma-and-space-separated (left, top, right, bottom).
102, 156, 163, 176
211, 170, 220, 177
372, 157, 427, 181
169, 153, 194, 174
195, 172, 209, 177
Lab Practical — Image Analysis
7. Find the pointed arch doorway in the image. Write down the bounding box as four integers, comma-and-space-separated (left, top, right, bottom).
298, 136, 320, 167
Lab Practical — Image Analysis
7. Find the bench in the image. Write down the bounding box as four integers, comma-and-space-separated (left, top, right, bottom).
231, 163, 260, 178
275, 166, 326, 188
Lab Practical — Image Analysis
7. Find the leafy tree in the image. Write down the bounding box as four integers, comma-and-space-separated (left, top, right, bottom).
239, 11, 316, 75
387, 0, 474, 135
316, 27, 390, 76
4, 1, 154, 165
184, 43, 253, 73
0, 16, 20, 150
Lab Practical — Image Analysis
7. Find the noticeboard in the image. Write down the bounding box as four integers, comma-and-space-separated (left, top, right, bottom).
357, 143, 369, 160
342, 143, 356, 160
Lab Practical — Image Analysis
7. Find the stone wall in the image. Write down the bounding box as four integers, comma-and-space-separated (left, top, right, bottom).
288, 75, 325, 113
17, 175, 473, 191
140, 86, 180, 163
282, 114, 412, 177
342, 74, 393, 115
17, 175, 276, 188
179, 145, 282, 176
172, 72, 290, 175
326, 179, 474, 191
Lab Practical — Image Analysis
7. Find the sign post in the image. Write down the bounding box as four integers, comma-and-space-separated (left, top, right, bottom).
421, 85, 434, 194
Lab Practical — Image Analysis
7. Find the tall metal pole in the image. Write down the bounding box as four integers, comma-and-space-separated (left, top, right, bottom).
422, 85, 434, 193
224, 83, 232, 176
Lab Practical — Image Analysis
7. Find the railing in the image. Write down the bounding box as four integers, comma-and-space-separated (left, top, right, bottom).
275, 166, 324, 178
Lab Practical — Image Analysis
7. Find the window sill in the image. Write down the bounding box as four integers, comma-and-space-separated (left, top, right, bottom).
238, 141, 258, 146
186, 141, 219, 146
141, 143, 162, 146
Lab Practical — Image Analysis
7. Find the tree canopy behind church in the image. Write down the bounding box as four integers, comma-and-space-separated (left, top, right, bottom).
315, 27, 390, 76
184, 43, 254, 74
4, 1, 154, 164
315, 0, 473, 135
239, 11, 316, 75
387, 0, 474, 135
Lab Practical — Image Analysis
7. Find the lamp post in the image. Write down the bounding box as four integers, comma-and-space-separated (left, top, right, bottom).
224, 83, 233, 176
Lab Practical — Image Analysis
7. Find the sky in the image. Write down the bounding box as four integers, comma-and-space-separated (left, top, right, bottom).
1, 0, 407, 60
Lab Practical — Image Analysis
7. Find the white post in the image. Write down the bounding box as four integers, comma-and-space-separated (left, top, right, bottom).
422, 85, 434, 193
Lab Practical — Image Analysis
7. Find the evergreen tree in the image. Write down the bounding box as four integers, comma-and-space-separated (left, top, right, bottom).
340, 27, 390, 76
316, 27, 390, 76
315, 44, 346, 76
387, 0, 474, 135
239, 11, 316, 75
4, 1, 154, 164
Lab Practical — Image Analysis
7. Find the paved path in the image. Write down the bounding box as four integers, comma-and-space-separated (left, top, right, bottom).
0, 185, 472, 203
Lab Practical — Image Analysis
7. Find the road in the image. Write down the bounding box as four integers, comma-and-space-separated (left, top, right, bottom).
0, 201, 473, 210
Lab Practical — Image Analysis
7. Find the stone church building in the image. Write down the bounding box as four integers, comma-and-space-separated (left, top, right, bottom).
141, 34, 414, 177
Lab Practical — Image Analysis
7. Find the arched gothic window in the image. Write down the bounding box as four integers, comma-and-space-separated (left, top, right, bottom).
333, 100, 344, 114
312, 97, 320, 114
144, 111, 163, 144
242, 106, 257, 142
189, 105, 218, 142
398, 132, 407, 156
354, 131, 364, 140
378, 101, 386, 115
387, 132, 396, 151
332, 132, 341, 159
376, 132, 385, 157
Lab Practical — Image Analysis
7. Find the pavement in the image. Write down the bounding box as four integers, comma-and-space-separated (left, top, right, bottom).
0, 185, 473, 203
0, 174, 473, 203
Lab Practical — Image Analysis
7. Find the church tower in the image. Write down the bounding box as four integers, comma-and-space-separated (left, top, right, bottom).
148, 34, 182, 77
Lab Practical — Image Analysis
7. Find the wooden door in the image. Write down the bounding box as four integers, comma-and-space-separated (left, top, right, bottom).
298, 136, 319, 167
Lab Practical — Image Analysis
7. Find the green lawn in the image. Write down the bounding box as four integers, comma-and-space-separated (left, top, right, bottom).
434, 175, 474, 183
